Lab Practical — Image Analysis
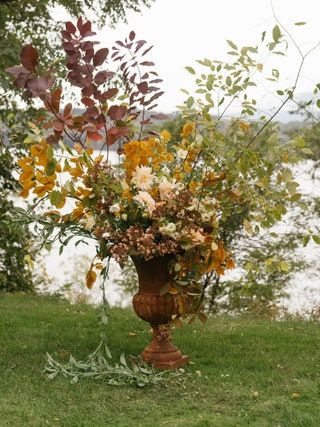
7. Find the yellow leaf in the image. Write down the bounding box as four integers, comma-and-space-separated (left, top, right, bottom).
239, 121, 250, 132
181, 122, 195, 138
94, 154, 104, 164
86, 269, 97, 289
160, 129, 171, 141
33, 186, 48, 198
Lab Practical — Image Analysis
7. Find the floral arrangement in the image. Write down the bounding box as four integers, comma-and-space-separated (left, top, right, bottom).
7, 18, 305, 317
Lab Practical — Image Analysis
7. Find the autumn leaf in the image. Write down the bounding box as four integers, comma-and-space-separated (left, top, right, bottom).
86, 269, 97, 289
20, 45, 38, 71
93, 48, 109, 66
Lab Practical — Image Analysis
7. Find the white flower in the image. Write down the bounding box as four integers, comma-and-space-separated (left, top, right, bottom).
186, 204, 197, 211
131, 165, 155, 190
211, 241, 218, 251
190, 229, 206, 244
175, 182, 185, 191
102, 232, 110, 239
84, 216, 95, 230
162, 166, 171, 175
121, 181, 130, 191
110, 203, 121, 214
121, 213, 128, 221
177, 148, 188, 159
158, 177, 176, 200
201, 212, 212, 222
159, 222, 176, 236
133, 191, 156, 215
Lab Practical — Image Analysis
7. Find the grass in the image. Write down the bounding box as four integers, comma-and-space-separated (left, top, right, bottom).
1, 294, 320, 426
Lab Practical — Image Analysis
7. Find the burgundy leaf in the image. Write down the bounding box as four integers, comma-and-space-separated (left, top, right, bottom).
94, 70, 114, 85
5, 65, 29, 78
135, 40, 146, 53
81, 84, 96, 97
150, 78, 163, 84
140, 118, 151, 125
141, 73, 149, 79
129, 31, 136, 41
96, 113, 106, 126
113, 54, 125, 62
61, 30, 72, 41
68, 71, 86, 87
85, 106, 99, 117
83, 49, 94, 63
140, 61, 155, 66
142, 45, 153, 57
62, 42, 77, 54
63, 103, 73, 118
77, 17, 84, 31
66, 21, 77, 34
129, 73, 137, 83
93, 48, 109, 66
46, 134, 61, 145
115, 40, 125, 47
147, 103, 158, 110
87, 130, 103, 141
148, 86, 160, 92
26, 76, 54, 97
98, 88, 118, 101
81, 97, 95, 107
120, 62, 127, 71
107, 105, 127, 121
51, 87, 62, 112
137, 81, 149, 94
80, 21, 91, 37
149, 91, 164, 101
52, 119, 64, 132
108, 126, 130, 145
20, 45, 38, 71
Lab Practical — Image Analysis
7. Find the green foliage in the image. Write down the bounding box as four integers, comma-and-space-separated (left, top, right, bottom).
46, 337, 170, 387
0, 116, 35, 292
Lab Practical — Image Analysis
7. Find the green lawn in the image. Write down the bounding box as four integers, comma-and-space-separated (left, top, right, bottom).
1, 294, 320, 426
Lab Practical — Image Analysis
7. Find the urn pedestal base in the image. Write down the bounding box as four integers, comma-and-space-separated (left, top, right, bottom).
132, 255, 189, 370
141, 325, 189, 369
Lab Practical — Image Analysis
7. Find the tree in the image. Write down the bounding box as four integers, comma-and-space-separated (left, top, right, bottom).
0, 113, 36, 292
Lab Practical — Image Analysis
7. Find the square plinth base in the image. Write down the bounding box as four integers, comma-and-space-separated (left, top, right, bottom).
151, 355, 189, 370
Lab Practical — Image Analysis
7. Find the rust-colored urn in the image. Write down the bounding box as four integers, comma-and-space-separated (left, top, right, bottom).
132, 255, 189, 369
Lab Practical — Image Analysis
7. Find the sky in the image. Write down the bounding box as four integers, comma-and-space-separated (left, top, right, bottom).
56, 0, 320, 121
